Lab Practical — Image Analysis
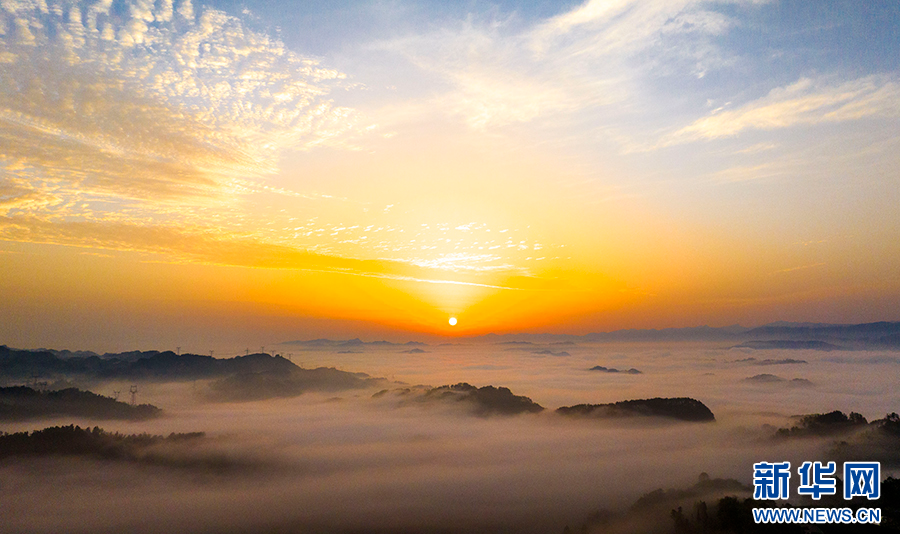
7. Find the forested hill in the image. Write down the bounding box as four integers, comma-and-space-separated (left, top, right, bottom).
0, 346, 297, 381
0, 386, 161, 421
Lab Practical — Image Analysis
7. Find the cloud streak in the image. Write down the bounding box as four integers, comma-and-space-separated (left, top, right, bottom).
0, 214, 533, 290
665, 76, 900, 145
375, 0, 753, 131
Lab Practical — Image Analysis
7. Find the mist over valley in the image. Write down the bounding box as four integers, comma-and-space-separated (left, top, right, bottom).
3, 326, 900, 533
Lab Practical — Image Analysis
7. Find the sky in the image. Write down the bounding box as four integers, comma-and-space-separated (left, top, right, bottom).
1, 0, 899, 348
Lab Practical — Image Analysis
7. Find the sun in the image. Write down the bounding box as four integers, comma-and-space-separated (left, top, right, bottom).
448, 317, 458, 326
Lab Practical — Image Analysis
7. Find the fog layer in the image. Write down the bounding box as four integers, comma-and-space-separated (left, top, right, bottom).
1, 342, 897, 533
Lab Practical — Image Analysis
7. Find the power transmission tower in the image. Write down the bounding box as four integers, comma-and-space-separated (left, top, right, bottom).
112, 390, 120, 401
176, 346, 181, 355
129, 385, 138, 406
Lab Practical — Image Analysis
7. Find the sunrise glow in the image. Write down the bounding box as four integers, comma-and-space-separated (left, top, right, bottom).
0, 0, 897, 349
2, 3, 900, 533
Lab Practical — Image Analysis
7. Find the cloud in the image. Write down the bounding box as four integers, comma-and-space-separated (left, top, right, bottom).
529, 0, 731, 58
665, 76, 900, 145
0, 177, 59, 213
0, 0, 363, 205
0, 214, 530, 291
375, 0, 751, 131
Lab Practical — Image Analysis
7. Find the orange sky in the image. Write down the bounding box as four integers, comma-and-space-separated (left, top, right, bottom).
1, 0, 899, 351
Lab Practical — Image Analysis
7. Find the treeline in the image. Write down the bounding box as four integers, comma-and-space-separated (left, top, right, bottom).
0, 425, 202, 461
566, 473, 900, 533
666, 478, 900, 533
556, 397, 715, 422
775, 411, 900, 438
0, 346, 297, 381
0, 386, 161, 421
0, 425, 261, 473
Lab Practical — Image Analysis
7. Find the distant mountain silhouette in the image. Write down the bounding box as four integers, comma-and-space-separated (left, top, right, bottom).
732, 340, 843, 351
745, 321, 900, 338
589, 365, 642, 374
741, 373, 813, 386
530, 349, 570, 356
732, 356, 807, 365
742, 373, 784, 383
281, 321, 900, 348
878, 333, 900, 347
0, 346, 301, 382
0, 386, 161, 421
741, 374, 813, 386
279, 338, 427, 349
557, 398, 715, 422
478, 325, 750, 344
472, 321, 900, 347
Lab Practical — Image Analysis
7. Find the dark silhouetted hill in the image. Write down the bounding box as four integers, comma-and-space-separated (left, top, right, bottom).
0, 386, 160, 421
557, 397, 715, 422
568, 472, 752, 534
279, 338, 427, 349
425, 383, 544, 416
774, 411, 900, 466
530, 349, 570, 356
775, 410, 869, 438
571, 473, 900, 533
732, 356, 807, 365
0, 425, 261, 473
664, 476, 900, 534
589, 365, 642, 374
743, 321, 900, 350
733, 340, 843, 351
471, 321, 900, 347
742, 374, 813, 386
205, 367, 383, 402
0, 346, 302, 382
377, 383, 544, 417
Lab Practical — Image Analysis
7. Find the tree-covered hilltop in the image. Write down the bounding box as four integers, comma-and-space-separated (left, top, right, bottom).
374, 383, 545, 416
205, 366, 384, 402
0, 425, 198, 460
566, 473, 900, 533
773, 410, 900, 467
0, 425, 259, 474
774, 410, 870, 438
0, 386, 161, 421
556, 397, 715, 422
1, 346, 390, 402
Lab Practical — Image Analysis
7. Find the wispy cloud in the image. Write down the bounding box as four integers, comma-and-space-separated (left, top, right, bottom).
0, 214, 532, 290
771, 262, 826, 275
664, 76, 900, 145
530, 0, 732, 60
375, 0, 752, 131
